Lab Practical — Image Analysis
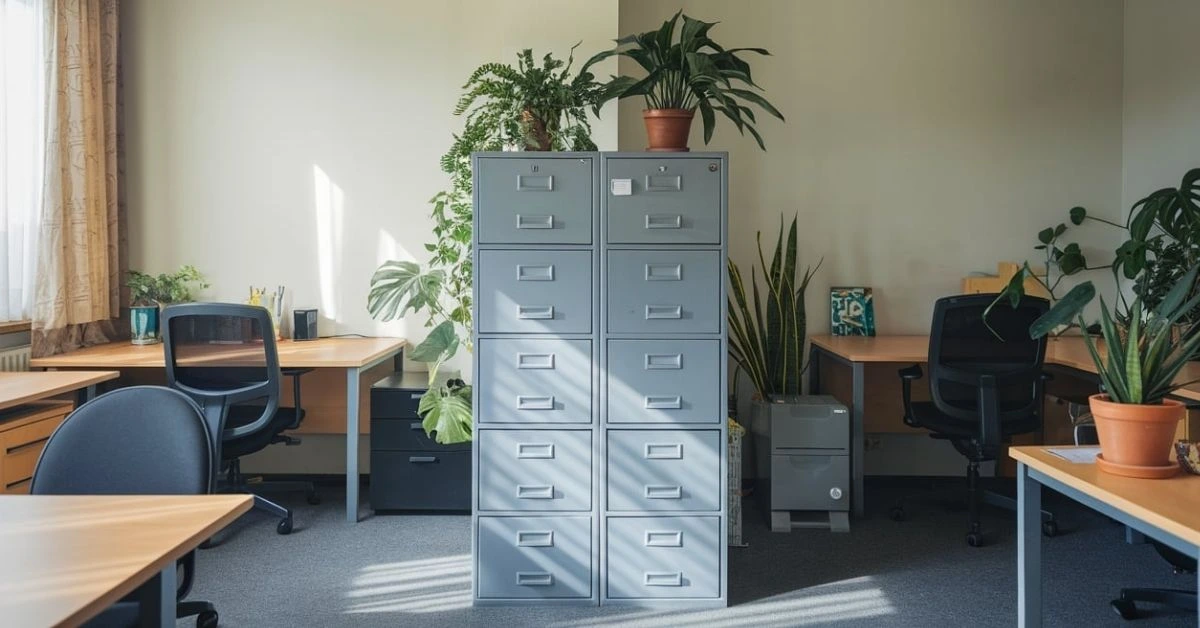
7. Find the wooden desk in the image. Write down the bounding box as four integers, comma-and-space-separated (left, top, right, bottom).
0, 370, 118, 411
1011, 446, 1200, 626
0, 494, 252, 627
31, 338, 407, 523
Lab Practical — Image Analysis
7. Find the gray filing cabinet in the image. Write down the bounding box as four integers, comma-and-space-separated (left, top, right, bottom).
754, 395, 850, 533
472, 152, 727, 608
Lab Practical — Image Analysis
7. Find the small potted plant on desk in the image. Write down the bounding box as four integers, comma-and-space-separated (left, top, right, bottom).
126, 265, 207, 345
1024, 263, 1200, 478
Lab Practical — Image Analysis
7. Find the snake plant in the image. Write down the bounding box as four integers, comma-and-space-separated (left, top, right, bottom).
727, 215, 822, 399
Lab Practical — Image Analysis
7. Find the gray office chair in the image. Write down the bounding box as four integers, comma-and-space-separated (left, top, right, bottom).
31, 386, 220, 628
162, 302, 318, 536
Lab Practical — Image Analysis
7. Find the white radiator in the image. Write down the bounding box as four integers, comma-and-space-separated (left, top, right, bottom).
0, 345, 31, 372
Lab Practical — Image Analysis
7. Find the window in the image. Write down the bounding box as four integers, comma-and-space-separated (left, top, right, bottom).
0, 0, 46, 322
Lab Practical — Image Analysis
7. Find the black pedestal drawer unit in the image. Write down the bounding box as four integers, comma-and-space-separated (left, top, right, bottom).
370, 373, 470, 511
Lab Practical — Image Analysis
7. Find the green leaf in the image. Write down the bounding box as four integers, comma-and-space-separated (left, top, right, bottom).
1053, 223, 1067, 238
1069, 206, 1087, 225
418, 384, 473, 445
367, 261, 445, 322
408, 320, 460, 364
1030, 282, 1095, 338
1125, 300, 1143, 403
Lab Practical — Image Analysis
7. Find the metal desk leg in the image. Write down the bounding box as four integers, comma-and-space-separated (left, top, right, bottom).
808, 345, 821, 394
135, 564, 176, 627
851, 361, 864, 517
346, 367, 360, 523
1018, 462, 1042, 628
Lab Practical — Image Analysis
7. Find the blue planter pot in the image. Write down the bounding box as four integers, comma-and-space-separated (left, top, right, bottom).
130, 305, 160, 345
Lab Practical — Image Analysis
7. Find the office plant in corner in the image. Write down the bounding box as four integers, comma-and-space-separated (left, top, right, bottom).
126, 265, 207, 345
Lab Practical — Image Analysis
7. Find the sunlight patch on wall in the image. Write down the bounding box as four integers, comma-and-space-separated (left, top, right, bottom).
313, 164, 345, 322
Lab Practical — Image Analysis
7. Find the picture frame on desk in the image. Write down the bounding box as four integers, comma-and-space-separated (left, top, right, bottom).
830, 287, 876, 336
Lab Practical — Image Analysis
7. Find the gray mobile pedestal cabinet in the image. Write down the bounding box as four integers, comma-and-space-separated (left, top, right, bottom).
472, 152, 727, 608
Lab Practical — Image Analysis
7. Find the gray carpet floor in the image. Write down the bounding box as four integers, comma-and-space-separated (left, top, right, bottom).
183, 479, 1195, 627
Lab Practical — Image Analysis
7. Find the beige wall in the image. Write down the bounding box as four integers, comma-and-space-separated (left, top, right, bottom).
618, 0, 1125, 335
1122, 0, 1200, 211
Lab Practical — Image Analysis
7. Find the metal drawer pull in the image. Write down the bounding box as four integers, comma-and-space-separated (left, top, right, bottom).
645, 485, 683, 500
644, 263, 682, 281
6, 436, 49, 455
516, 395, 555, 411
644, 395, 682, 410
517, 305, 554, 320
645, 305, 682, 320
516, 530, 554, 547
515, 214, 554, 229
644, 443, 683, 459
516, 174, 554, 191
516, 264, 554, 281
409, 422, 424, 431
644, 572, 683, 587
408, 456, 438, 463
644, 531, 683, 547
644, 214, 682, 229
517, 485, 555, 500
517, 443, 555, 459
645, 174, 682, 191
410, 392, 425, 400
516, 572, 554, 586
645, 353, 683, 370
517, 353, 555, 369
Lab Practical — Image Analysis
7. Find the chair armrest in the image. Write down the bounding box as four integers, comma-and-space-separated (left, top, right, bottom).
898, 365, 923, 426
899, 365, 923, 380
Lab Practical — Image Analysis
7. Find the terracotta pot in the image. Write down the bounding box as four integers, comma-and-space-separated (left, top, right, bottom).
1089, 393, 1184, 473
642, 108, 695, 152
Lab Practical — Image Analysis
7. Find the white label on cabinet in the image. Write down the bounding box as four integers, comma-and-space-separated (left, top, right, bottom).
610, 178, 633, 196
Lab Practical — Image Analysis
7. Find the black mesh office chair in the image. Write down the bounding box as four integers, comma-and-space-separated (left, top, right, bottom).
893, 293, 1059, 546
31, 386, 221, 628
162, 302, 318, 535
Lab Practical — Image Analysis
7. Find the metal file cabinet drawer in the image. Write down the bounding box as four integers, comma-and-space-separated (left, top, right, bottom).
605, 157, 722, 245
478, 429, 592, 512
606, 430, 720, 512
477, 338, 592, 424
606, 339, 720, 424
478, 516, 592, 599
478, 250, 592, 335
606, 516, 720, 599
370, 450, 471, 510
606, 250, 720, 334
476, 157, 594, 245
770, 454, 850, 512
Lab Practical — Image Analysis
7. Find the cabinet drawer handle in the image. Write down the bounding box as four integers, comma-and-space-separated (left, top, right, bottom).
645, 353, 682, 370
517, 485, 555, 500
644, 443, 683, 459
408, 456, 438, 464
5, 477, 31, 491
644, 572, 683, 587
644, 395, 682, 410
409, 421, 424, 431
6, 436, 49, 455
516, 264, 554, 281
644, 263, 682, 281
410, 392, 425, 400
516, 395, 555, 411
645, 174, 682, 191
517, 443, 554, 459
515, 214, 554, 229
516, 174, 554, 191
516, 530, 554, 547
517, 353, 555, 369
644, 531, 683, 547
516, 571, 554, 586
644, 214, 682, 229
645, 305, 682, 320
517, 305, 555, 320
644, 485, 682, 500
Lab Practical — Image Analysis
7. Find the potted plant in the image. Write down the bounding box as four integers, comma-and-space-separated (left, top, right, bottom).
126, 265, 207, 345
727, 215, 821, 479
584, 11, 784, 152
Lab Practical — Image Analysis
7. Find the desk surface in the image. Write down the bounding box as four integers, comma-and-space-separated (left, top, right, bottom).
0, 370, 119, 412
1011, 446, 1200, 547
0, 494, 252, 627
30, 337, 407, 369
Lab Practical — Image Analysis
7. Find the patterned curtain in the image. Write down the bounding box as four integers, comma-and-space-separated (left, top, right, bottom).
31, 0, 126, 357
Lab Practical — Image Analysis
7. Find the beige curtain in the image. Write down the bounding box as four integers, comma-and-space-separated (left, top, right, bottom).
31, 0, 126, 357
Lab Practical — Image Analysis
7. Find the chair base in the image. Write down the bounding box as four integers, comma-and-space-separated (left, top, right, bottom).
220, 459, 320, 535
178, 599, 218, 628
1112, 588, 1197, 620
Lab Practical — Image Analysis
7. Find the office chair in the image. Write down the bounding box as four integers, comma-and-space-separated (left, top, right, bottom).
31, 386, 221, 628
162, 302, 319, 536
893, 293, 1059, 547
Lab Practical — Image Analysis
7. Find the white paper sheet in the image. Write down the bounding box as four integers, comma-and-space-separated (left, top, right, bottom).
1046, 446, 1101, 464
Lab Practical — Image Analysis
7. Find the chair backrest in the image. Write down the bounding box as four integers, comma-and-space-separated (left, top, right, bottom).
927, 293, 1049, 424
162, 302, 281, 445
31, 386, 213, 495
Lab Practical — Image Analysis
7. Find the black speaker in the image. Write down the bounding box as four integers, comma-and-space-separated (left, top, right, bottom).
293, 309, 318, 340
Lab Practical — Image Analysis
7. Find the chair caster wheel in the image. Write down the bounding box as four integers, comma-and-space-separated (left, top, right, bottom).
306, 491, 321, 505
889, 507, 906, 521
1042, 520, 1059, 537
966, 532, 983, 547
1111, 598, 1138, 620
197, 609, 219, 628
277, 516, 293, 535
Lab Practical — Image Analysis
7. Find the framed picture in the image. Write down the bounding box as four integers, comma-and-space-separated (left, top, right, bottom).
830, 287, 876, 336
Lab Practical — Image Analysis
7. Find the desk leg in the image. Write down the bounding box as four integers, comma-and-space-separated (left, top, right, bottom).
1018, 462, 1042, 628
851, 361, 864, 517
808, 345, 821, 394
135, 564, 176, 627
346, 367, 360, 523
